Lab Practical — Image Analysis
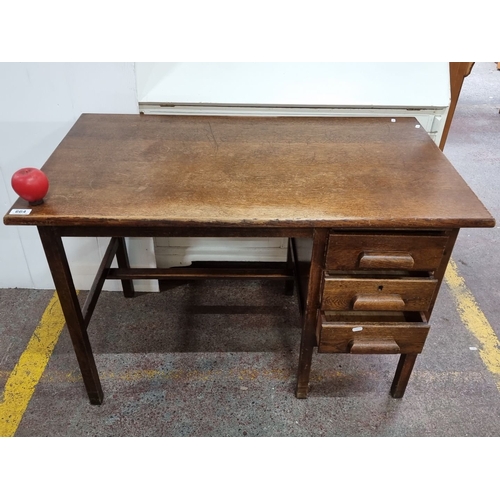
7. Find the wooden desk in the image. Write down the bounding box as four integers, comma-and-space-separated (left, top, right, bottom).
3, 114, 495, 404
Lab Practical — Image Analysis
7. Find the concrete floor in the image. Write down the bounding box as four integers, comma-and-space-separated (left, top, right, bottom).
1, 62, 499, 436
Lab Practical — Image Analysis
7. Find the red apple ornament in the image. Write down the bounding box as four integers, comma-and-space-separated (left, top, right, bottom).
11, 167, 49, 206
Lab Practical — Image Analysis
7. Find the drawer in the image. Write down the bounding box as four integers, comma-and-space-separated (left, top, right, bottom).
316, 311, 429, 354
321, 275, 437, 311
325, 233, 449, 271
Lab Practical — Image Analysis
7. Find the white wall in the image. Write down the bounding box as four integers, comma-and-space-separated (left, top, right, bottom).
0, 63, 158, 291
136, 62, 450, 107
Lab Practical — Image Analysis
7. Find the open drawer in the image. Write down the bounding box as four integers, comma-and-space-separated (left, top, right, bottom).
316, 311, 429, 354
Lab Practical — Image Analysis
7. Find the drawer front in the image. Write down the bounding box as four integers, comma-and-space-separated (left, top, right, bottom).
317, 312, 429, 354
321, 276, 437, 311
325, 233, 449, 271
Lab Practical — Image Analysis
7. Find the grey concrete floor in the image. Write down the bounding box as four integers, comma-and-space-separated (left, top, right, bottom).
1, 63, 499, 436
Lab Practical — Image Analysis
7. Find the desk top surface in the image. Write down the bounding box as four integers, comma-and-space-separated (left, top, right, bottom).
3, 114, 495, 229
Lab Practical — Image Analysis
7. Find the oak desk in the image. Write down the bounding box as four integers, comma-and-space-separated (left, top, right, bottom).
4, 114, 495, 404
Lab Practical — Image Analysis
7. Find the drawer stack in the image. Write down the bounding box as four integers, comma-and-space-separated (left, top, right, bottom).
316, 232, 449, 355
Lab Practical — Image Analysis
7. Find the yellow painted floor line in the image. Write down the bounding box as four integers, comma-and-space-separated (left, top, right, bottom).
0, 292, 67, 437
445, 259, 500, 391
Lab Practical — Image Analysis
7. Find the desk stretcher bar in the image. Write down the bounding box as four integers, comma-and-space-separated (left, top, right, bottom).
82, 237, 294, 330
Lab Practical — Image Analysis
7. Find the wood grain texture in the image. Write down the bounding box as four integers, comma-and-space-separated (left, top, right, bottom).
439, 62, 475, 150
391, 354, 418, 398
37, 226, 103, 404
352, 294, 406, 311
420, 228, 460, 320
296, 229, 329, 398
115, 237, 135, 297
317, 312, 429, 354
321, 276, 438, 311
293, 237, 314, 313
325, 232, 450, 271
349, 340, 401, 354
82, 237, 119, 327
358, 252, 415, 270
4, 114, 495, 229
106, 267, 292, 280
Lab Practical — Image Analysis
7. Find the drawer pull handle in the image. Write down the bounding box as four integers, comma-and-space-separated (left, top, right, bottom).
359, 252, 415, 270
353, 294, 406, 311
349, 340, 401, 354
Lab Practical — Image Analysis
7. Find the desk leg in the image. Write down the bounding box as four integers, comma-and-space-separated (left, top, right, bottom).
38, 227, 104, 405
284, 238, 295, 296
296, 229, 329, 398
390, 354, 418, 398
115, 237, 135, 298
